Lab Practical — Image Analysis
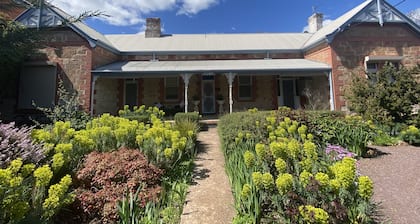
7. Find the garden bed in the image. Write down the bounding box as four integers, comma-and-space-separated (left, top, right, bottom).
218, 108, 377, 223
0, 107, 199, 223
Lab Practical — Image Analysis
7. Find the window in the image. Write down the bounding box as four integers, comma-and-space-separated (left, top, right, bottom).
364, 56, 402, 74
165, 77, 179, 101
124, 80, 138, 108
366, 62, 379, 74
18, 65, 57, 109
238, 76, 252, 100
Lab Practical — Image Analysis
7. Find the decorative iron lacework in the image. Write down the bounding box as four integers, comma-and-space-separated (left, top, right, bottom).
18, 7, 63, 28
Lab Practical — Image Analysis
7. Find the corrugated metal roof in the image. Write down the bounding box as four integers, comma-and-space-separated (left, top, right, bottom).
15, 0, 419, 55
105, 33, 312, 53
92, 59, 331, 76
50, 5, 118, 52
15, 3, 118, 53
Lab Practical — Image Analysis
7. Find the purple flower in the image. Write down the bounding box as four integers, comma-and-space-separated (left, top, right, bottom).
0, 121, 45, 168
325, 144, 356, 161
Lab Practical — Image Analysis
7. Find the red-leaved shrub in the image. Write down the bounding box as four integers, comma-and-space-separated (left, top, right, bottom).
74, 148, 162, 223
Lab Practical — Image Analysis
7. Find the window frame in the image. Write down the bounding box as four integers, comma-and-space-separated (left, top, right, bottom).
164, 76, 180, 102
237, 75, 254, 101
18, 64, 57, 110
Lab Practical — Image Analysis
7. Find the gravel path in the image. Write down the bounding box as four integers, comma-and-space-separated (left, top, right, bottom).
358, 145, 420, 224
180, 126, 235, 224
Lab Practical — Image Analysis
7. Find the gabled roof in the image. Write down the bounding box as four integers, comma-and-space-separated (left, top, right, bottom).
105, 33, 312, 54
15, 2, 118, 53
13, 0, 420, 55
303, 0, 420, 50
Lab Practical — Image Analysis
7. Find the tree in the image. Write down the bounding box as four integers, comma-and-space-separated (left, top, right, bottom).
0, 15, 38, 98
346, 64, 420, 125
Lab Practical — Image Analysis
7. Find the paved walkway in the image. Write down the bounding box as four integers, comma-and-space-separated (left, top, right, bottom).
180, 126, 235, 224
358, 145, 420, 224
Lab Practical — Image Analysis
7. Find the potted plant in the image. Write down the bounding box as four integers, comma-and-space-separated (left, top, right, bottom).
216, 94, 224, 103
192, 95, 200, 112
216, 94, 224, 113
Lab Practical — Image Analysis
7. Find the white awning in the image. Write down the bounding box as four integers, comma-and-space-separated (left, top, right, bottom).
92, 59, 331, 77
364, 55, 404, 62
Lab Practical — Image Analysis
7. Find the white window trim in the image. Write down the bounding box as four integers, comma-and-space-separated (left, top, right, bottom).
364, 56, 403, 73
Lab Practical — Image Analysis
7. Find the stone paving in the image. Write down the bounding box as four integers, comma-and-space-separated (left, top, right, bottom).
180, 125, 235, 224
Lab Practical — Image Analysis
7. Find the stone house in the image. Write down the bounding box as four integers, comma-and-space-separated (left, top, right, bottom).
7, 0, 420, 116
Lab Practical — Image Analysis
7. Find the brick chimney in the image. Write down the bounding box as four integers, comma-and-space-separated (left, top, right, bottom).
307, 13, 323, 33
145, 18, 161, 38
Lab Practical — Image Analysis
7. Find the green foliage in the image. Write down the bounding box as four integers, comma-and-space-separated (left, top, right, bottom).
28, 107, 198, 223
306, 115, 374, 157
136, 115, 197, 169
346, 64, 420, 125
371, 129, 400, 146
219, 110, 377, 223
34, 80, 91, 130
400, 125, 420, 146
219, 109, 270, 147
0, 17, 38, 98
119, 105, 165, 124
0, 159, 74, 224
117, 187, 143, 224
174, 112, 200, 124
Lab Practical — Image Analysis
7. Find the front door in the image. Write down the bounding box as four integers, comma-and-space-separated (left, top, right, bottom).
278, 79, 298, 109
202, 75, 215, 114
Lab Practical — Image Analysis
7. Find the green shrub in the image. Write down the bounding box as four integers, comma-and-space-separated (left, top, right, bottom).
34, 80, 91, 130
400, 125, 420, 146
174, 112, 200, 124
304, 114, 374, 157
0, 159, 74, 223
218, 109, 270, 146
372, 131, 400, 146
119, 105, 165, 123
346, 64, 420, 125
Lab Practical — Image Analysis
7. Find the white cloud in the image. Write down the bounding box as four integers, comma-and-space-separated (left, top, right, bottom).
407, 8, 420, 25
50, 0, 219, 26
177, 0, 219, 15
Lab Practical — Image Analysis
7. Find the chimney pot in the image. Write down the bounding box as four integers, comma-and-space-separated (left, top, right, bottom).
308, 13, 323, 33
145, 18, 161, 38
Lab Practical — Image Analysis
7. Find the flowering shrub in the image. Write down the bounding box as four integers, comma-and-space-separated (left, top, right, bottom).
400, 125, 420, 145
28, 107, 197, 222
325, 144, 356, 161
74, 148, 163, 223
0, 159, 74, 223
119, 105, 165, 123
137, 115, 196, 169
0, 121, 44, 168
219, 110, 376, 223
0, 158, 32, 223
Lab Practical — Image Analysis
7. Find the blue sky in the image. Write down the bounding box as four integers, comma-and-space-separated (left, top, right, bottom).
53, 0, 419, 35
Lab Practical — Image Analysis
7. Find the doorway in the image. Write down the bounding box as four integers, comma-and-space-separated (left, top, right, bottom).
202, 75, 215, 114
278, 78, 299, 109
